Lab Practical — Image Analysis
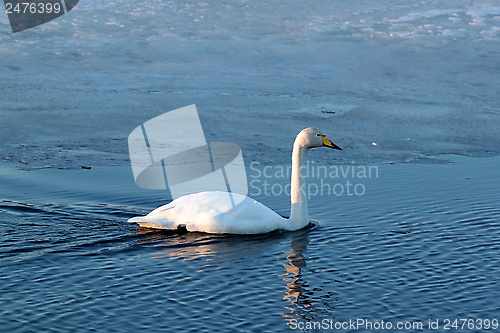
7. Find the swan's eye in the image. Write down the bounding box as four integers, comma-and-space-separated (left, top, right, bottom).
316, 134, 321, 137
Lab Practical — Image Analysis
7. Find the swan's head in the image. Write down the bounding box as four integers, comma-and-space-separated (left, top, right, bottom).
297, 127, 342, 150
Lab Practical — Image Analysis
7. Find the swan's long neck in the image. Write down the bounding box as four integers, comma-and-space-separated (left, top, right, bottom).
288, 139, 310, 230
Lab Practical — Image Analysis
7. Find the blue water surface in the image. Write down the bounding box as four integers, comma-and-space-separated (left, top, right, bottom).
1, 157, 499, 332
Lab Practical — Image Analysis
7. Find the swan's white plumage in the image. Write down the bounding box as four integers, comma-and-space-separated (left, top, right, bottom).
127, 127, 341, 234
128, 191, 285, 234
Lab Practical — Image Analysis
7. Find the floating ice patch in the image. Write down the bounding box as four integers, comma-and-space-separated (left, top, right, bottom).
293, 104, 358, 118
387, 6, 500, 42
391, 9, 463, 23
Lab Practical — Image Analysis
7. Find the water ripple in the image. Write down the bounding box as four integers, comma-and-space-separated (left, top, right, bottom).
1, 159, 500, 332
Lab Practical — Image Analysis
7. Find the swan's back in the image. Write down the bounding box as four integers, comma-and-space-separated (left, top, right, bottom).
128, 191, 285, 234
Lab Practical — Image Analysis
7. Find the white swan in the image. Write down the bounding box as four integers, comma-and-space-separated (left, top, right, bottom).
127, 127, 341, 234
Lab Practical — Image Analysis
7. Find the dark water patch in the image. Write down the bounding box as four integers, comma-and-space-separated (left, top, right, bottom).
0, 200, 139, 262
0, 200, 60, 216
0, 157, 499, 332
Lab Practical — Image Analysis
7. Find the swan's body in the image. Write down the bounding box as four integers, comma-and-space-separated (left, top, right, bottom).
128, 127, 341, 234
128, 191, 287, 234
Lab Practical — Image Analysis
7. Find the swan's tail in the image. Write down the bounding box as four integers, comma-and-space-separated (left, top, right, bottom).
127, 216, 178, 230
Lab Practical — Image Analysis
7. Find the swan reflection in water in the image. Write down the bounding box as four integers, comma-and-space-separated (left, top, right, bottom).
280, 231, 312, 315
279, 227, 332, 325
134, 227, 289, 261
134, 224, 334, 326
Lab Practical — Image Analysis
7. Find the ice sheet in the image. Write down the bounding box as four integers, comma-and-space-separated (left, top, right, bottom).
0, 0, 499, 169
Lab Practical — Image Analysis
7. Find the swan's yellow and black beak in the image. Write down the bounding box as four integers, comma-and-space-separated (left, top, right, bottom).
322, 135, 342, 150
